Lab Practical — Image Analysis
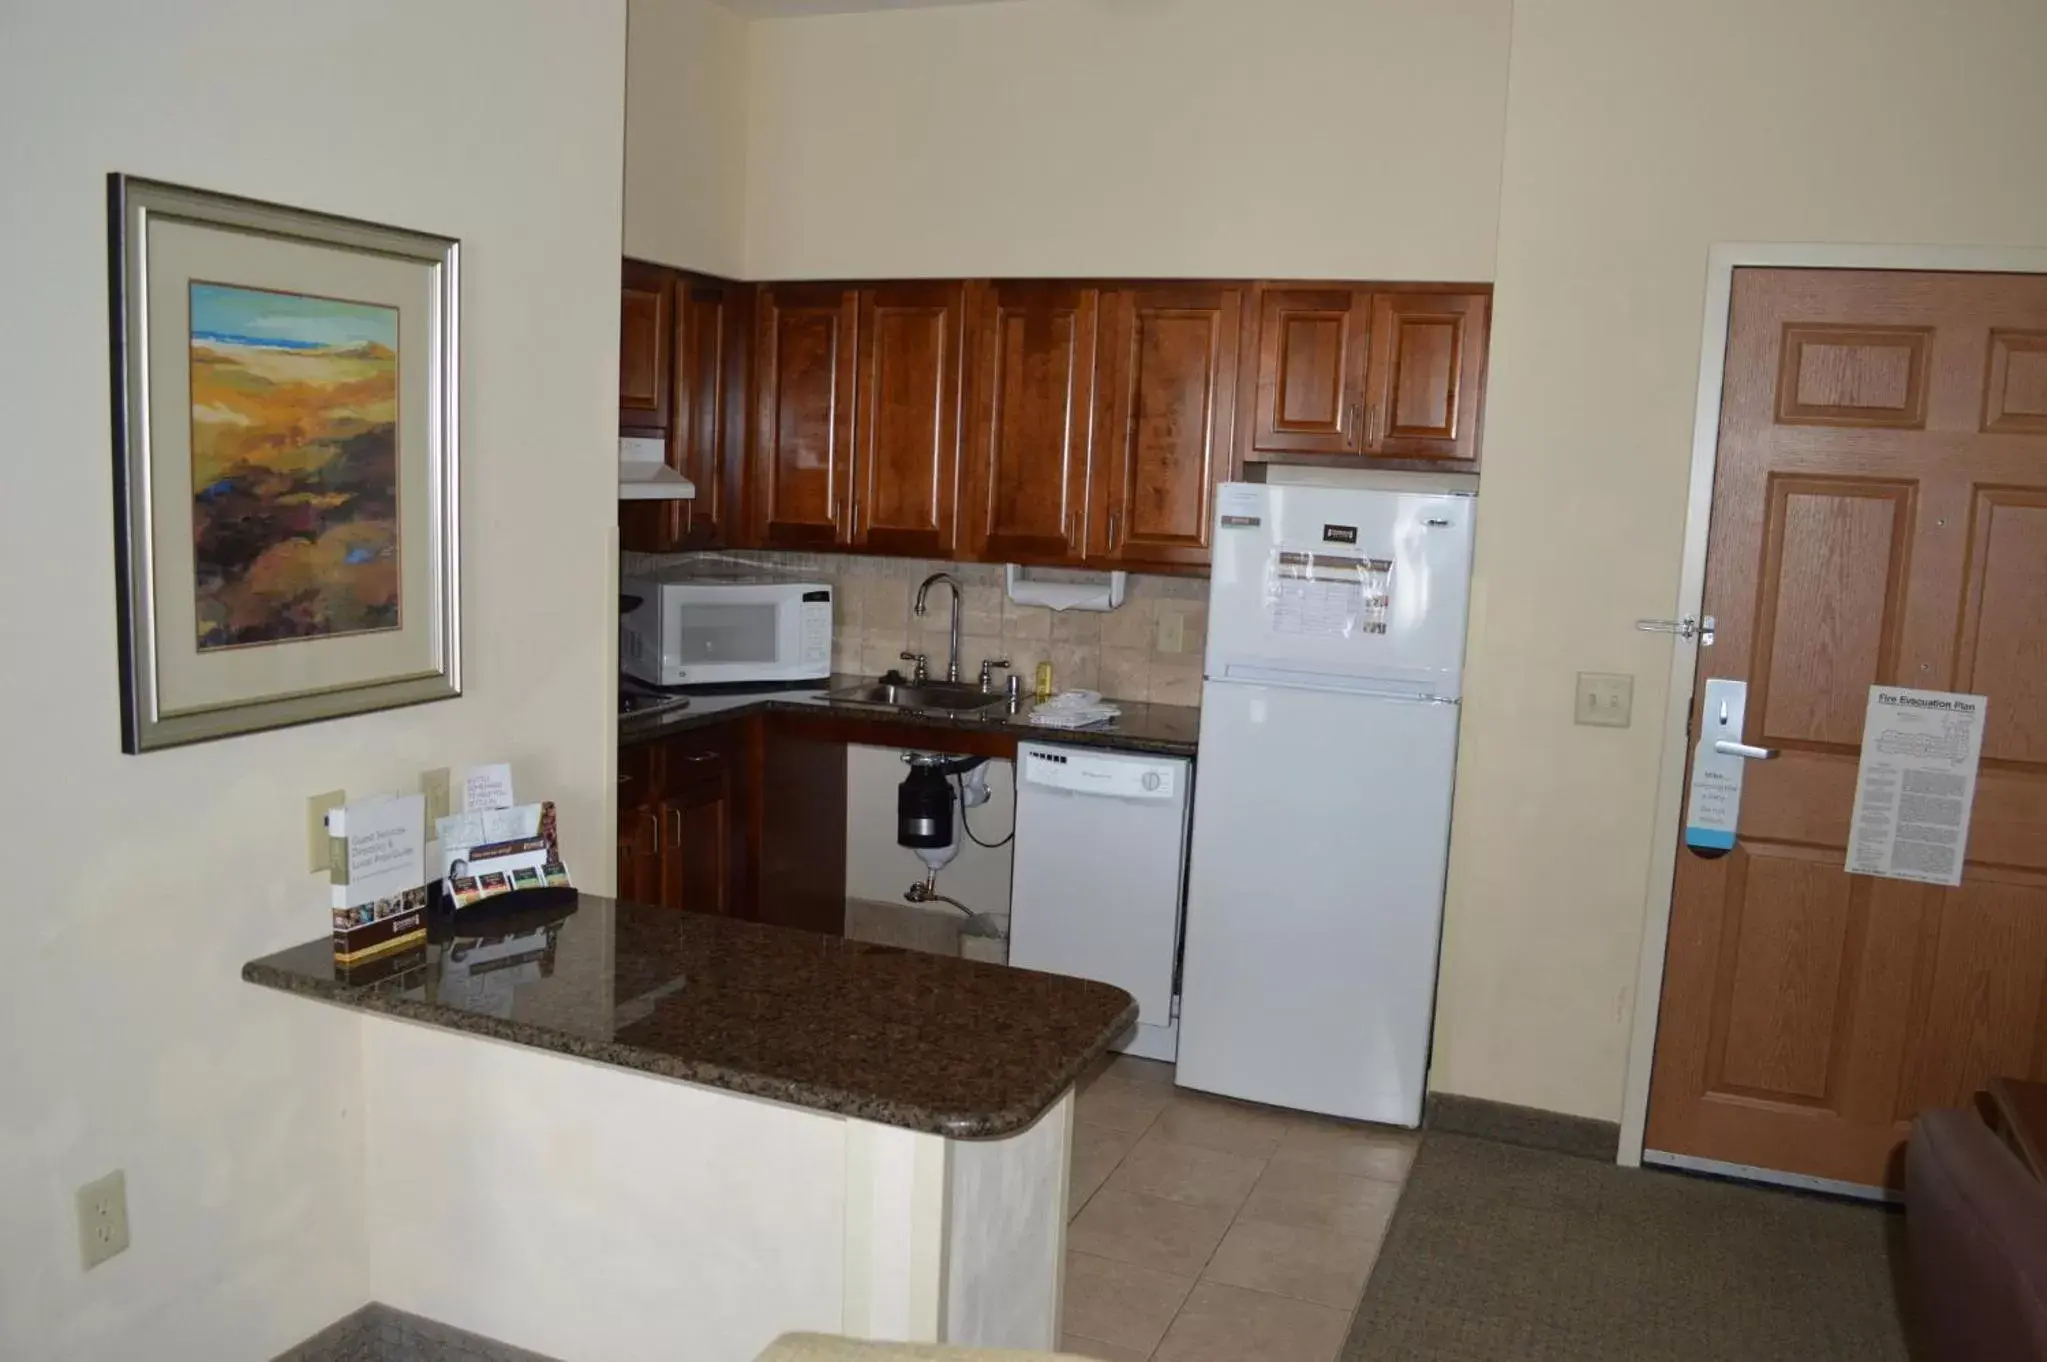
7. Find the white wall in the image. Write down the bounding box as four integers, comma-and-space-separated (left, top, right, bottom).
625, 0, 751, 277
0, 2, 625, 1356
363, 1018, 847, 1362
742, 0, 1513, 280
1431, 0, 2047, 1119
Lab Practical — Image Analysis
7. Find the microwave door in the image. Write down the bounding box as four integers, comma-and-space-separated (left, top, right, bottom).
674, 602, 781, 669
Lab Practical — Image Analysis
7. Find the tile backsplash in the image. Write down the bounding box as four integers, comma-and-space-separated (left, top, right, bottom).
622, 550, 1209, 707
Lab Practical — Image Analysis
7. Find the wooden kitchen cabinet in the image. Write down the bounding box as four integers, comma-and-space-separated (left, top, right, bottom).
751, 282, 860, 549
656, 762, 736, 918
1241, 283, 1490, 467
616, 740, 664, 906
1364, 290, 1488, 464
615, 728, 749, 917
1243, 285, 1371, 457
851, 282, 967, 557
960, 281, 1102, 564
1090, 284, 1244, 568
620, 268, 749, 554
619, 259, 674, 434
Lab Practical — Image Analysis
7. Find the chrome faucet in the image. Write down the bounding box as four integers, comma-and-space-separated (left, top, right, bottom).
913, 572, 964, 683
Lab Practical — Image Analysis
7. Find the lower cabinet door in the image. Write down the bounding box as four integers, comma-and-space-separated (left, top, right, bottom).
657, 767, 735, 917
616, 803, 663, 907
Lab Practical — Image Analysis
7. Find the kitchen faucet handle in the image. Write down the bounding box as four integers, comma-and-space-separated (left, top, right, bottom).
977, 657, 1012, 693
899, 651, 930, 682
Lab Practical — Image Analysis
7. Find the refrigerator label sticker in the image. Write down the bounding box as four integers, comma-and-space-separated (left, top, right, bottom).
1322, 524, 1358, 544
1266, 551, 1391, 637
1845, 686, 1986, 887
1218, 484, 1263, 529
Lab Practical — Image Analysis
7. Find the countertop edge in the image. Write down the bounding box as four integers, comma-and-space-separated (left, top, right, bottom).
242, 959, 1137, 1140
620, 690, 1200, 759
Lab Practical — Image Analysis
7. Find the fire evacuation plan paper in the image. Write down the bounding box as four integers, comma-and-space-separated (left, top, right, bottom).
1845, 686, 1988, 888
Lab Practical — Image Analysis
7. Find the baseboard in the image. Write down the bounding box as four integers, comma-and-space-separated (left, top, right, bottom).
1424, 1091, 1621, 1162
274, 1302, 561, 1362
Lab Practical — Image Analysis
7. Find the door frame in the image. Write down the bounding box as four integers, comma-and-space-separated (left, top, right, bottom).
1616, 240, 2047, 1170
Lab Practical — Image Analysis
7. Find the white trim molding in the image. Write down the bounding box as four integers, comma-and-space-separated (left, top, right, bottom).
1618, 240, 2047, 1172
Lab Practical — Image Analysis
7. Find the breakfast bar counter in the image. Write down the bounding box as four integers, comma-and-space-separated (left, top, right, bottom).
243, 893, 1134, 1138
242, 894, 1132, 1357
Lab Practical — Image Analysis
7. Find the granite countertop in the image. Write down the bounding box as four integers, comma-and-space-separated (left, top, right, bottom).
620, 675, 1201, 758
243, 894, 1136, 1139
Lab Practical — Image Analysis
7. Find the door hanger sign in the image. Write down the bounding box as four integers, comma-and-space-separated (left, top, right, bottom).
1685, 678, 1775, 858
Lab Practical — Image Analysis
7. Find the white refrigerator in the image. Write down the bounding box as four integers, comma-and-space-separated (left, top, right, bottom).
1176, 481, 1475, 1126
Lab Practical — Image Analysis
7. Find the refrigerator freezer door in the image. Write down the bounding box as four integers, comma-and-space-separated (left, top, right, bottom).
1206, 482, 1474, 698
1176, 678, 1459, 1124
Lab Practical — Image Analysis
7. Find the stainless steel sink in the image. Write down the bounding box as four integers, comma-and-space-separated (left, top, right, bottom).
821, 679, 1010, 716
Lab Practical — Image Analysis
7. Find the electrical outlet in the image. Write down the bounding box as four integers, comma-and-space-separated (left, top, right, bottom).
307, 790, 345, 872
1575, 672, 1635, 728
1156, 609, 1186, 655
420, 767, 452, 826
76, 1169, 129, 1270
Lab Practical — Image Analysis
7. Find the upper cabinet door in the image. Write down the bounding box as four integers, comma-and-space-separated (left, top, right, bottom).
852, 282, 966, 557
1365, 291, 1489, 463
752, 283, 859, 548
676, 275, 748, 548
1091, 284, 1243, 568
1244, 285, 1371, 457
620, 259, 674, 433
962, 282, 1100, 563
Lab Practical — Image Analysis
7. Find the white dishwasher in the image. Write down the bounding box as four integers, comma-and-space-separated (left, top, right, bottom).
1008, 742, 1192, 1061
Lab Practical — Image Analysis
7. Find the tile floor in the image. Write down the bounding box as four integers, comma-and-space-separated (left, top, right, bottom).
1060, 1055, 1418, 1362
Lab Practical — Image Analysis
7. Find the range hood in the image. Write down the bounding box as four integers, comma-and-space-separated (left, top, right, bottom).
619, 435, 695, 500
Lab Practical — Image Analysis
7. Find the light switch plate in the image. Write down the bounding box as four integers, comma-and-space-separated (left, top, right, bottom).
420, 767, 451, 827
1575, 672, 1635, 728
307, 790, 345, 872
76, 1169, 129, 1270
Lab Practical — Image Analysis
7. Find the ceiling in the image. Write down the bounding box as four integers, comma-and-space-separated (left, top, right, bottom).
717, 0, 1020, 16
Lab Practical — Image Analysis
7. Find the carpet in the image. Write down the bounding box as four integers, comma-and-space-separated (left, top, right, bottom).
1344, 1133, 1914, 1362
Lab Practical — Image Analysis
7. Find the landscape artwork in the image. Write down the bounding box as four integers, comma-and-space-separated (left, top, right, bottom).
188, 282, 400, 650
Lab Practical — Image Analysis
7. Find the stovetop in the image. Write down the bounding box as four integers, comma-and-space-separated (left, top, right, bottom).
618, 687, 692, 719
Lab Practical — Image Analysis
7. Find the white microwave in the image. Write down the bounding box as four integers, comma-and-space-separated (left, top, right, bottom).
620, 573, 833, 686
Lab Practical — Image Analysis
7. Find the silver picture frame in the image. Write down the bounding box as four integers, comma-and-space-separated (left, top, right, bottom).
108, 175, 461, 752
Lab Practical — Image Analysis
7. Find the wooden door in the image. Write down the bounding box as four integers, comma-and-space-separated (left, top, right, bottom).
1243, 285, 1370, 457
1646, 267, 2047, 1190
961, 281, 1100, 563
1364, 290, 1488, 464
620, 259, 673, 433
852, 282, 965, 556
1091, 284, 1243, 568
752, 283, 858, 549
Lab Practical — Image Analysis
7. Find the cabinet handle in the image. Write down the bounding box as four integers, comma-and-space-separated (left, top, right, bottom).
640, 810, 660, 853
1349, 402, 1364, 449
667, 807, 682, 848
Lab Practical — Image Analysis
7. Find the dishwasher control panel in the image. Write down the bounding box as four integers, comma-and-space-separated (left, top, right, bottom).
1020, 744, 1180, 800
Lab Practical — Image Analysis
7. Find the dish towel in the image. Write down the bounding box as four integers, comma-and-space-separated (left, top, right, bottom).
1027, 691, 1122, 730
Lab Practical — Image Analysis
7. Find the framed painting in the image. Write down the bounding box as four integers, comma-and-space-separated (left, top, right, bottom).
107, 175, 460, 752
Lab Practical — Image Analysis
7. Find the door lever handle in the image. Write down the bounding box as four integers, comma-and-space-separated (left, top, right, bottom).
1712, 739, 1778, 760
